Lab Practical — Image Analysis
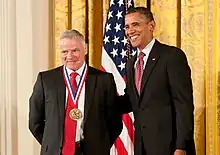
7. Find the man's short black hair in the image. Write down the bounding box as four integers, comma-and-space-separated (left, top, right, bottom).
126, 7, 154, 21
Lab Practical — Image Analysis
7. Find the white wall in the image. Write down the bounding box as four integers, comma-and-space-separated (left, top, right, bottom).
0, 0, 49, 154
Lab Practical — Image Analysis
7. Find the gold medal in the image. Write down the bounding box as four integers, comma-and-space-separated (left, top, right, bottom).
69, 108, 83, 120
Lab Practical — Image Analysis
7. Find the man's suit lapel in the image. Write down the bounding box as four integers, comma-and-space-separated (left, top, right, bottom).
55, 66, 66, 147
84, 67, 96, 123
128, 55, 139, 99
56, 66, 66, 120
140, 40, 161, 95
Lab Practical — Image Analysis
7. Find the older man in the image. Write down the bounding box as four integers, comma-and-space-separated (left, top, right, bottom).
29, 29, 122, 155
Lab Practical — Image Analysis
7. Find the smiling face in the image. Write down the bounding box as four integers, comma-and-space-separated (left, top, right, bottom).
59, 37, 87, 71
125, 12, 155, 51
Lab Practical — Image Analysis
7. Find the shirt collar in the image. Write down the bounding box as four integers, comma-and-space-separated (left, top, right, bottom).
65, 61, 86, 77
137, 38, 155, 56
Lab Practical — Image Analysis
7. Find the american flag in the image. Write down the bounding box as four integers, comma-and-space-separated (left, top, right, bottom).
101, 0, 136, 155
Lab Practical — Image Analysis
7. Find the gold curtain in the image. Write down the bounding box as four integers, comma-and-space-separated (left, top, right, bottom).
50, 0, 220, 154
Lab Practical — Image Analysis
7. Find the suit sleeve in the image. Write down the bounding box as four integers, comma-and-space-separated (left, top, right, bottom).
167, 49, 194, 150
105, 73, 123, 145
29, 72, 45, 144
117, 61, 133, 114
117, 88, 133, 114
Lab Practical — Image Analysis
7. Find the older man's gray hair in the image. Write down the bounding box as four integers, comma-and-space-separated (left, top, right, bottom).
59, 29, 86, 45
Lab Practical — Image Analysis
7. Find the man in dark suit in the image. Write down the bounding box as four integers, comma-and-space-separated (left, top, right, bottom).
120, 7, 195, 155
29, 29, 122, 155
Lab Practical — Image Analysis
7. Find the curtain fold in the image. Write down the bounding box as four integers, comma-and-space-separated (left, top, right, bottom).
53, 0, 68, 67
87, 0, 103, 68
204, 0, 220, 154
180, 1, 206, 154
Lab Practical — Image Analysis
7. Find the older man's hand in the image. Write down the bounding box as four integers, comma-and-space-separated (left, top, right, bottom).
174, 149, 186, 155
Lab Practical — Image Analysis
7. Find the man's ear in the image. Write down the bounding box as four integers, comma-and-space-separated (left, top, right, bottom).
149, 20, 156, 31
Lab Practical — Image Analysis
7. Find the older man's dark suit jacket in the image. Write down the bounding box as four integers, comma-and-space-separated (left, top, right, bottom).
121, 40, 196, 155
29, 66, 122, 155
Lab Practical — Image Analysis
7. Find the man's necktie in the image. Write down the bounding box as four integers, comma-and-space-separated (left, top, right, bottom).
71, 72, 78, 93
135, 52, 145, 95
62, 72, 78, 155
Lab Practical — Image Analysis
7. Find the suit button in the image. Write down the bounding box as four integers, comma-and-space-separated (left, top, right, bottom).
142, 125, 146, 129
141, 108, 144, 111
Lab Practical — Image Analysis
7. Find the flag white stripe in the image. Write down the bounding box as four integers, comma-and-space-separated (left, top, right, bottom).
129, 112, 135, 124
119, 123, 134, 155
110, 145, 118, 155
102, 47, 126, 95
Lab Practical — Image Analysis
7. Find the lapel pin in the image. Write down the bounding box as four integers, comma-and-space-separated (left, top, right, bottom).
152, 58, 156, 61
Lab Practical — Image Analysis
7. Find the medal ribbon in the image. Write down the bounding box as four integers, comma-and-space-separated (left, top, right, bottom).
63, 64, 88, 105
62, 64, 87, 155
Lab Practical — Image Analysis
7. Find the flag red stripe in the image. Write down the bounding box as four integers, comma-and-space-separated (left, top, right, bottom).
122, 114, 134, 144
115, 137, 129, 155
100, 66, 106, 72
